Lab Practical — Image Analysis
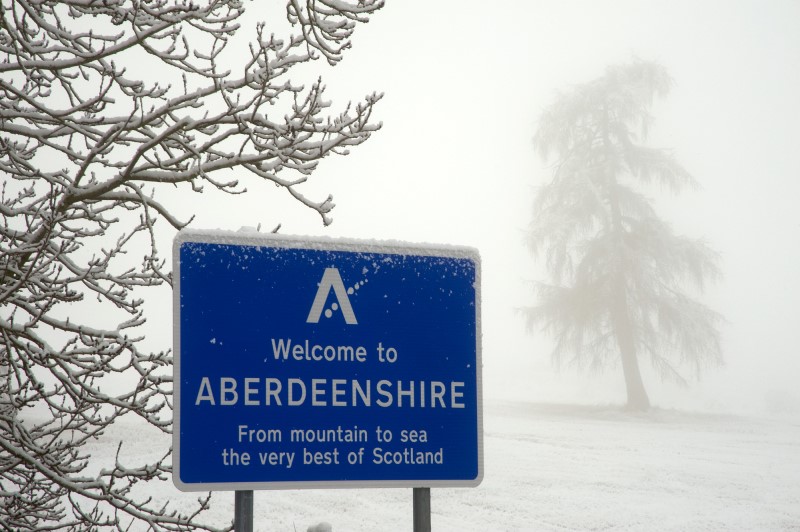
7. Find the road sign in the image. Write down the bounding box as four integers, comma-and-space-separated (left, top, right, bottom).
173, 230, 482, 491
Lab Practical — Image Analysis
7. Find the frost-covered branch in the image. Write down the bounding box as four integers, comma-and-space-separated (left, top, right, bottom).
0, 0, 383, 529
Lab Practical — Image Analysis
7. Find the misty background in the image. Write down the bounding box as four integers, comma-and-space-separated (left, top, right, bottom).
5, 2, 799, 529
155, 0, 800, 415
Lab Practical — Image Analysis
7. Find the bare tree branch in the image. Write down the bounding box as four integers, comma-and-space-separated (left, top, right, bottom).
0, 0, 383, 529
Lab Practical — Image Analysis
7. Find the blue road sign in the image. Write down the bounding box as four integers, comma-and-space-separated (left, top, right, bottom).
173, 230, 482, 491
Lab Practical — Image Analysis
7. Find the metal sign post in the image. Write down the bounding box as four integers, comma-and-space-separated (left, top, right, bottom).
234, 490, 253, 532
413, 487, 431, 532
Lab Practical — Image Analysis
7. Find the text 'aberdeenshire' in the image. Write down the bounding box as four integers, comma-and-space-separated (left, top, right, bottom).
194, 377, 466, 409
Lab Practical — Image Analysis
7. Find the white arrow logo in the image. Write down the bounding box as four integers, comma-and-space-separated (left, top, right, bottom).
306, 268, 358, 324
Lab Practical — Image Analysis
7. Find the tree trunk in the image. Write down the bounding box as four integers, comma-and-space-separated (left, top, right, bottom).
601, 104, 650, 411
616, 318, 650, 411
611, 290, 650, 411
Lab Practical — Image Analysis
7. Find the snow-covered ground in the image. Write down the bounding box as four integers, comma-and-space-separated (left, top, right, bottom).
103, 401, 800, 531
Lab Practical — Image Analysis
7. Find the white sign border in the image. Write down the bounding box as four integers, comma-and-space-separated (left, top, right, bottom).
172, 229, 483, 492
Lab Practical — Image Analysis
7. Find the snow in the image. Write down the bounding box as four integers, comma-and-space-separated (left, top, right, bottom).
94, 401, 800, 531
174, 228, 481, 262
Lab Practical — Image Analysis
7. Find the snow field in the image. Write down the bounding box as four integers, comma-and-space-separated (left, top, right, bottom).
99, 402, 800, 531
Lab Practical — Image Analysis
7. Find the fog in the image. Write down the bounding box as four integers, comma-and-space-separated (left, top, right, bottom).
7, 3, 800, 530
165, 0, 800, 416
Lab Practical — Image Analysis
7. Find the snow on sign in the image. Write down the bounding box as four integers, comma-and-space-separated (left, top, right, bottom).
172, 230, 483, 491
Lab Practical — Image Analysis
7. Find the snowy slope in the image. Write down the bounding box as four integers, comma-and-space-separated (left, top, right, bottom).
95, 401, 800, 531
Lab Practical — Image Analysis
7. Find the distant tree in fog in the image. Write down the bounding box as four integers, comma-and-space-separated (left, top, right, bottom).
0, 0, 382, 529
524, 59, 722, 411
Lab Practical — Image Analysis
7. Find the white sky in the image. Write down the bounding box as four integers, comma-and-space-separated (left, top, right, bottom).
180, 0, 800, 414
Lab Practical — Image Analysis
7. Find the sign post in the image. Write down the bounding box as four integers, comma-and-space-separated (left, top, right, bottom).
413, 487, 431, 532
234, 490, 253, 532
173, 230, 482, 521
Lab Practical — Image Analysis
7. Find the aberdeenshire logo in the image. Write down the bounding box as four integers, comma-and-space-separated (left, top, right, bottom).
306, 268, 358, 325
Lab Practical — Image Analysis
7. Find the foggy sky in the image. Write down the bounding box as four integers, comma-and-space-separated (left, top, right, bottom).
180, 0, 800, 414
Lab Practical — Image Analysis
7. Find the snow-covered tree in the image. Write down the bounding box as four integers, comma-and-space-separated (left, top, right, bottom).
0, 0, 383, 529
524, 60, 722, 411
